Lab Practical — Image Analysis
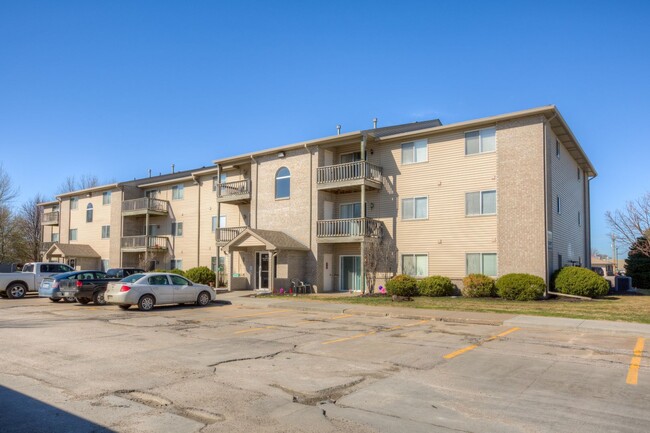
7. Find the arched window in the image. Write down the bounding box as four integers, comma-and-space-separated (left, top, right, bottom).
86, 203, 93, 223
275, 167, 290, 199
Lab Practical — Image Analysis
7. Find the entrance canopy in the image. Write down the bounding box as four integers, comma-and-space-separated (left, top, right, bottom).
223, 228, 309, 253
44, 243, 101, 269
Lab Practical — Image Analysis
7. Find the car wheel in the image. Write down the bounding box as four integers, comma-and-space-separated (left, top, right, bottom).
138, 295, 155, 312
63, 296, 76, 303
93, 292, 106, 306
196, 291, 211, 306
49, 297, 61, 303
7, 283, 27, 299
118, 305, 130, 310
77, 297, 91, 305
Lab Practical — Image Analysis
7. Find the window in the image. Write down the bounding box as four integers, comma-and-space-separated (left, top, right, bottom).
171, 222, 183, 237
149, 275, 170, 285
577, 167, 581, 181
51, 233, 59, 242
401, 139, 427, 164
211, 256, 218, 273
172, 184, 184, 200
556, 140, 560, 158
275, 167, 290, 199
220, 215, 226, 228
465, 128, 496, 155
212, 216, 218, 232
578, 211, 582, 226
102, 191, 111, 205
402, 197, 428, 220
101, 225, 110, 239
170, 259, 183, 270
340, 203, 361, 219
466, 190, 497, 215
170, 275, 191, 285
402, 254, 428, 277
145, 189, 159, 199
556, 195, 561, 214
466, 253, 497, 276
86, 203, 93, 222
70, 197, 78, 210
69, 229, 78, 241
148, 224, 158, 236
213, 173, 227, 191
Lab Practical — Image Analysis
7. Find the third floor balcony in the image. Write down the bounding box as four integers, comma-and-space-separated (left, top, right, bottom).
217, 179, 251, 204
122, 198, 169, 217
316, 161, 382, 193
215, 226, 248, 246
41, 211, 60, 225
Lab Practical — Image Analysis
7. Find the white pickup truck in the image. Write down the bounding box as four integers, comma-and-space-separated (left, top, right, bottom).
0, 262, 74, 299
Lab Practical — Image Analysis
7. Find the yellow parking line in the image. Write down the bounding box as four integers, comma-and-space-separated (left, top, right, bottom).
330, 314, 354, 320
626, 337, 645, 385
443, 327, 520, 360
322, 331, 376, 345
234, 326, 275, 335
228, 309, 291, 319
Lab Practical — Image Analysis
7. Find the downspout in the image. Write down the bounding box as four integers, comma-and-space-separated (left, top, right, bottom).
251, 155, 258, 229
542, 113, 558, 297
304, 144, 313, 250
193, 174, 201, 267
270, 251, 278, 293
360, 133, 367, 293
216, 164, 221, 288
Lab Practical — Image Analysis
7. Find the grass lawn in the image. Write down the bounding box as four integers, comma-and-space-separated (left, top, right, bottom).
304, 293, 650, 324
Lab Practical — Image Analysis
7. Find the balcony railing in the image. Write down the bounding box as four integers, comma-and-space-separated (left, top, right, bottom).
122, 197, 169, 215
120, 235, 168, 251
215, 226, 247, 244
317, 161, 382, 185
217, 179, 251, 201
317, 218, 382, 238
41, 211, 60, 225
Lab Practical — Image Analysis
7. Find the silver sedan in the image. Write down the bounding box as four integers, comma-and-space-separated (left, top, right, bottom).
104, 273, 215, 311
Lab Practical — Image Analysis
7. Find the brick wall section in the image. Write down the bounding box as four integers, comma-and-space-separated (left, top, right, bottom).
497, 115, 547, 280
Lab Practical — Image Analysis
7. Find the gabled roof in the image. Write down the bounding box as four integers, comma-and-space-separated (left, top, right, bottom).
223, 228, 309, 253
45, 243, 100, 258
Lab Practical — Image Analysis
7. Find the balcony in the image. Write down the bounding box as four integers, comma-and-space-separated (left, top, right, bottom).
316, 218, 382, 243
215, 226, 247, 246
217, 179, 251, 204
41, 211, 60, 225
120, 235, 169, 252
316, 161, 382, 193
122, 198, 169, 216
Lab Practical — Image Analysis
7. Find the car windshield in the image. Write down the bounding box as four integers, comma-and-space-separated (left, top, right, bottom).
54, 271, 82, 280
121, 273, 144, 283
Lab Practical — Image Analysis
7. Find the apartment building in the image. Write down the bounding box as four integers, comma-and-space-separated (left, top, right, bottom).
40, 105, 595, 292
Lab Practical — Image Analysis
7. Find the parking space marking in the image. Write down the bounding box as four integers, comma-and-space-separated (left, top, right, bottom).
228, 309, 292, 319
330, 314, 354, 320
321, 320, 431, 345
626, 337, 645, 385
235, 326, 275, 335
443, 327, 520, 360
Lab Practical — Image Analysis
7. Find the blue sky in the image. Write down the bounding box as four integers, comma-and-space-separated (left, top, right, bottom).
1, 0, 649, 257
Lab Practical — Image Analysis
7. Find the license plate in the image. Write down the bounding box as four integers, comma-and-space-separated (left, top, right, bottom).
63, 292, 73, 297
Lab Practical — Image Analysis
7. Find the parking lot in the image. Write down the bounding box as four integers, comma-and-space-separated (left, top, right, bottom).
0, 294, 648, 433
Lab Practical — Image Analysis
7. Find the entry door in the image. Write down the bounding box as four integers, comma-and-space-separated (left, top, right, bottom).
256, 252, 270, 290
340, 256, 361, 292
323, 253, 333, 291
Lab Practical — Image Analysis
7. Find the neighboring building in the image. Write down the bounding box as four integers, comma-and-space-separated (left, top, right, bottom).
40, 105, 596, 292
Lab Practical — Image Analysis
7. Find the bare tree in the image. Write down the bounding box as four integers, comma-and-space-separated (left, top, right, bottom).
57, 176, 77, 194
79, 174, 99, 190
0, 206, 23, 263
15, 194, 44, 262
363, 235, 397, 294
606, 192, 650, 257
57, 174, 100, 194
0, 164, 18, 205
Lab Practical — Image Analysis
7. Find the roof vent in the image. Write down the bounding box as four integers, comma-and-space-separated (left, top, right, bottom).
373, 118, 378, 129
336, 125, 341, 135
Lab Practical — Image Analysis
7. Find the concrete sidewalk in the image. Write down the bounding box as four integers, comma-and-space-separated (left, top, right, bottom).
218, 290, 650, 337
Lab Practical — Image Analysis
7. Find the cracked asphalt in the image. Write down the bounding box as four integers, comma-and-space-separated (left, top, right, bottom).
0, 295, 648, 433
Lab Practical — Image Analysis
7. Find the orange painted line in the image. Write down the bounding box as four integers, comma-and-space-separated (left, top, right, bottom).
228, 309, 291, 319
626, 338, 645, 385
443, 327, 520, 360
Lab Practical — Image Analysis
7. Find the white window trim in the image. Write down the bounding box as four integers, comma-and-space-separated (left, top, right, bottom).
465, 127, 497, 156
172, 222, 183, 237
401, 196, 429, 221
69, 229, 78, 241
400, 253, 429, 278
102, 191, 111, 205
172, 184, 184, 200
401, 139, 428, 165
465, 190, 497, 216
466, 252, 498, 276
101, 225, 110, 239
275, 167, 291, 200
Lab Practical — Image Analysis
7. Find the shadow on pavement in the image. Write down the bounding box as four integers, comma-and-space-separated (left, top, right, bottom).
0, 385, 114, 433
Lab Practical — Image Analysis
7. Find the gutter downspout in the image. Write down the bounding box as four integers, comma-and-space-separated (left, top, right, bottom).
360, 133, 367, 293
216, 164, 222, 289
542, 113, 558, 297
305, 144, 313, 249
251, 155, 258, 229
193, 174, 201, 268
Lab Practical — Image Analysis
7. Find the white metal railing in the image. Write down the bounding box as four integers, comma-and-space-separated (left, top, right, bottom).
215, 226, 247, 243
317, 161, 382, 184
217, 179, 251, 199
120, 235, 168, 250
316, 218, 382, 238
122, 197, 169, 213
41, 211, 60, 224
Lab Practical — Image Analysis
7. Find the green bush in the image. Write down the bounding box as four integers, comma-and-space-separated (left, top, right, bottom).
169, 268, 186, 276
417, 276, 455, 297
496, 273, 545, 301
554, 267, 609, 298
185, 266, 216, 285
385, 274, 419, 297
461, 274, 496, 297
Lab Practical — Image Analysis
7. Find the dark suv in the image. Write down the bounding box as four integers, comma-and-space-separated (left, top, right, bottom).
106, 268, 145, 279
